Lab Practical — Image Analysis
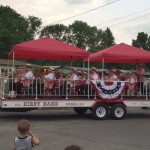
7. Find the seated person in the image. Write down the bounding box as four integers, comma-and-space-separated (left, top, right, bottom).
33, 73, 44, 95
136, 64, 145, 95
126, 72, 137, 96
90, 67, 100, 80
44, 67, 56, 95
67, 68, 78, 88
76, 71, 86, 95
66, 68, 78, 95
109, 69, 118, 81
103, 70, 110, 81
22, 64, 34, 87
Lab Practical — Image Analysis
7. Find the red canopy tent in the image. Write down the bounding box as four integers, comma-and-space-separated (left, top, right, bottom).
85, 43, 150, 64
8, 37, 89, 61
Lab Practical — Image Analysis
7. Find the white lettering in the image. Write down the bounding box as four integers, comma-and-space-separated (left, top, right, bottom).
24, 102, 40, 107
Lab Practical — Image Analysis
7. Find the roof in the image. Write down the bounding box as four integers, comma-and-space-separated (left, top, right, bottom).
0, 59, 27, 66
0, 59, 40, 67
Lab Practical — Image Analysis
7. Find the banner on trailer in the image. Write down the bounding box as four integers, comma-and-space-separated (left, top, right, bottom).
90, 80, 126, 100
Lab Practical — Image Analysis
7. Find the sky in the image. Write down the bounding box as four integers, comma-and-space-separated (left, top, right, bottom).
1, 0, 150, 45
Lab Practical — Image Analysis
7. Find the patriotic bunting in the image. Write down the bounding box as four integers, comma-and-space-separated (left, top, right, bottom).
90, 80, 126, 100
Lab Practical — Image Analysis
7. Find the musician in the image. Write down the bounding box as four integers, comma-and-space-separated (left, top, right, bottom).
136, 64, 145, 95
65, 68, 78, 95
19, 64, 35, 97
90, 67, 100, 80
126, 72, 137, 96
44, 67, 56, 95
23, 64, 34, 80
109, 69, 118, 81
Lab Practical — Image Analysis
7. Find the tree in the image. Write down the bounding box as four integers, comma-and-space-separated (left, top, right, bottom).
86, 27, 103, 53
132, 32, 149, 50
66, 21, 90, 49
39, 21, 116, 67
99, 27, 115, 49
27, 16, 42, 39
0, 5, 42, 59
40, 24, 67, 41
65, 21, 116, 54
132, 32, 150, 70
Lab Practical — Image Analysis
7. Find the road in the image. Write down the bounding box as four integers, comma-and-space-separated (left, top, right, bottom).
0, 108, 150, 150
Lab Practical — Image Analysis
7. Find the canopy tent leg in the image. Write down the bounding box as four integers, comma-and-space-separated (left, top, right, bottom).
88, 57, 90, 99
11, 52, 15, 95
102, 58, 104, 80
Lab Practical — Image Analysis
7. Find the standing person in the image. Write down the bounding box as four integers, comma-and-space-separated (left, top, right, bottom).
13, 119, 40, 150
126, 72, 137, 96
64, 145, 82, 150
136, 64, 145, 95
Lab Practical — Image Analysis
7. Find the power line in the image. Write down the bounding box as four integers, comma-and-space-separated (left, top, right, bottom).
50, 0, 119, 25
107, 12, 150, 28
96, 7, 150, 27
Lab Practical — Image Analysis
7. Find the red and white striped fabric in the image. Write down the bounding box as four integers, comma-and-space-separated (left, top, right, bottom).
90, 80, 126, 100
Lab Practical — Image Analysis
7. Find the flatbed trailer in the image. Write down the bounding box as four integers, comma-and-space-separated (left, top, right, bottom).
0, 96, 150, 120
1, 76, 150, 120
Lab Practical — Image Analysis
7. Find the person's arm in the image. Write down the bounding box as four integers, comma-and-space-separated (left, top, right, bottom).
12, 138, 16, 150
28, 130, 40, 146
12, 145, 16, 150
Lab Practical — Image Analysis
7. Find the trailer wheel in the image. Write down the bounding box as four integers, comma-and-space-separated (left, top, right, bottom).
92, 103, 109, 120
74, 107, 88, 115
111, 104, 127, 120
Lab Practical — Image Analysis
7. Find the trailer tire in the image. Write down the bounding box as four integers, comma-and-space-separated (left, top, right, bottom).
74, 107, 88, 115
92, 103, 109, 120
141, 107, 148, 110
110, 104, 126, 120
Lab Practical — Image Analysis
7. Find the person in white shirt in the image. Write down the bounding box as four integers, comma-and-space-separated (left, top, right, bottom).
45, 70, 55, 80
23, 64, 34, 79
44, 67, 56, 95
126, 72, 137, 95
64, 68, 78, 95
90, 67, 100, 80
109, 70, 118, 81
136, 64, 145, 95
68, 68, 78, 88
22, 64, 34, 87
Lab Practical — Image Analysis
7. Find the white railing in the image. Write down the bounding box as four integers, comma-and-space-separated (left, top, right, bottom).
0, 77, 5, 99
0, 77, 150, 100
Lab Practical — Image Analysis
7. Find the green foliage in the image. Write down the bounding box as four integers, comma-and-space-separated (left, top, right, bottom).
40, 21, 116, 55
132, 32, 150, 50
0, 5, 42, 59
132, 32, 150, 70
40, 24, 67, 40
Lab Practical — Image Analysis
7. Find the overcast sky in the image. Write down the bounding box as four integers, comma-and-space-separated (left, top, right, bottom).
1, 0, 150, 45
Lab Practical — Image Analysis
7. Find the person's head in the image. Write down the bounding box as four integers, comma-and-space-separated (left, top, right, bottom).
90, 67, 97, 74
78, 71, 82, 76
71, 68, 78, 74
64, 145, 81, 150
17, 119, 30, 135
137, 63, 143, 68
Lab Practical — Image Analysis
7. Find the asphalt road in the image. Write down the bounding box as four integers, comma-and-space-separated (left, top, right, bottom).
0, 108, 150, 150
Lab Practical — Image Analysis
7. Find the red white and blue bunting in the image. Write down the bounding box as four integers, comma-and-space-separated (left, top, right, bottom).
90, 80, 126, 100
